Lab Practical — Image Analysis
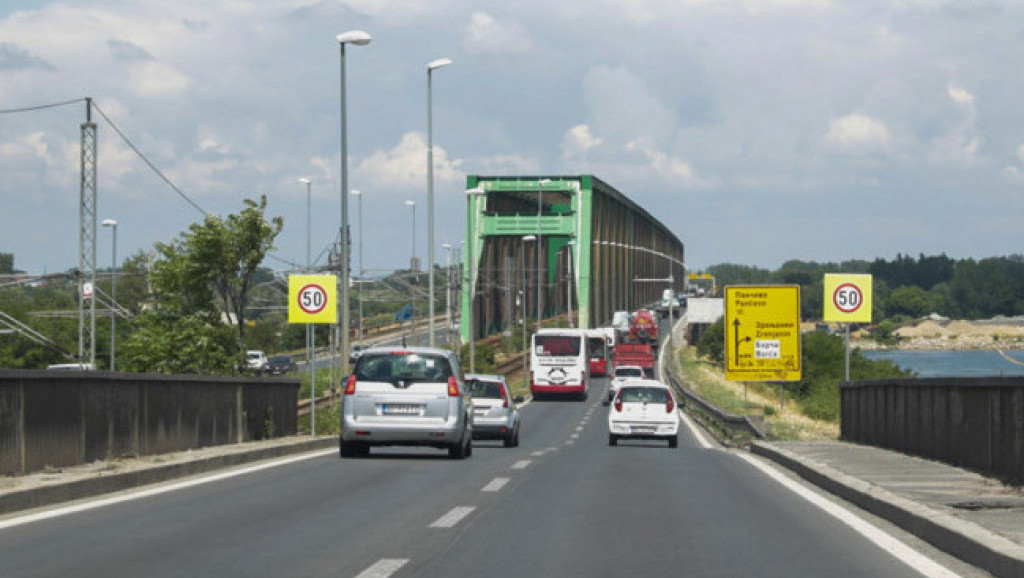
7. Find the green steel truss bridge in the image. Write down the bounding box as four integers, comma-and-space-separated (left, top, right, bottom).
461, 175, 684, 343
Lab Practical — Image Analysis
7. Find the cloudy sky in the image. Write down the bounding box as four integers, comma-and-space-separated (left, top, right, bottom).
2, 0, 1023, 276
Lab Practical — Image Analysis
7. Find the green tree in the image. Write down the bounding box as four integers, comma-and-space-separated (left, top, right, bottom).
0, 253, 13, 275
120, 197, 282, 374
696, 317, 725, 365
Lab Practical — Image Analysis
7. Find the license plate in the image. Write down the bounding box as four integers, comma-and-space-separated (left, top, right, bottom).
382, 404, 422, 415
631, 426, 655, 434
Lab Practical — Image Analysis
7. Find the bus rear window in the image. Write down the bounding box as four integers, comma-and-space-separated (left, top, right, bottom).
534, 336, 581, 356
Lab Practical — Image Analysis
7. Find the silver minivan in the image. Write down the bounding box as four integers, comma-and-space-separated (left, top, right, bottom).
339, 347, 473, 459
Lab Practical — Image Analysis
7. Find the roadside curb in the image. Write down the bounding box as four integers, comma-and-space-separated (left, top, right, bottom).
0, 437, 337, 517
750, 441, 1024, 577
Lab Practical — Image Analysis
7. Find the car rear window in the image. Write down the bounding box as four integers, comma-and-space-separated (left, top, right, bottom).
467, 379, 504, 399
619, 387, 669, 403
615, 368, 643, 378
355, 353, 453, 383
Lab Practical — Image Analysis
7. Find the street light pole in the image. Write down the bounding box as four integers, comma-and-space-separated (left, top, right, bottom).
465, 187, 486, 372
536, 179, 550, 328
406, 200, 416, 342
427, 57, 452, 348
337, 29, 372, 379
298, 178, 315, 434
522, 235, 536, 392
351, 189, 364, 346
101, 218, 117, 371
441, 242, 453, 348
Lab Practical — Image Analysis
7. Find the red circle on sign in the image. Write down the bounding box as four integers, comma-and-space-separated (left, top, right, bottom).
298, 283, 328, 314
832, 283, 863, 313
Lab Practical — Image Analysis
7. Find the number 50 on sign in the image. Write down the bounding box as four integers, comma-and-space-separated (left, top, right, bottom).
288, 275, 337, 324
823, 273, 872, 323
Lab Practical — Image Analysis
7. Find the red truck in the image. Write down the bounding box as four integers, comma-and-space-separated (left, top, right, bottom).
612, 343, 655, 378
629, 309, 659, 345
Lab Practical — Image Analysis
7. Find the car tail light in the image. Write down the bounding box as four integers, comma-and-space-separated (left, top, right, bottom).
499, 382, 509, 408
448, 376, 460, 397
666, 394, 675, 413
614, 395, 622, 412
344, 374, 357, 395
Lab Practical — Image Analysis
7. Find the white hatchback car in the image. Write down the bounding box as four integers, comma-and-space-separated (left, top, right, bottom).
605, 365, 646, 404
608, 379, 680, 448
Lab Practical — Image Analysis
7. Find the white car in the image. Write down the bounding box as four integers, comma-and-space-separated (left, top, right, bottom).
608, 380, 680, 448
466, 373, 522, 447
605, 365, 646, 404
246, 350, 268, 373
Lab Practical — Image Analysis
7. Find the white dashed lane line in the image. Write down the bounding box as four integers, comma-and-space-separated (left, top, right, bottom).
352, 558, 408, 578
511, 459, 531, 470
481, 477, 510, 492
429, 506, 476, 529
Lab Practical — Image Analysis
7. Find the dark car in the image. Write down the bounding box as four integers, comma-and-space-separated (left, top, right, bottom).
266, 355, 298, 375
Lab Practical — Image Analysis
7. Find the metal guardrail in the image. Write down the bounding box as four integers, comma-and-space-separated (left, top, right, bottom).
660, 314, 767, 441
665, 371, 767, 440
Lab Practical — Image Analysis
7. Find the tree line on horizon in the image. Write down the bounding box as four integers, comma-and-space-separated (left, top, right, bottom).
707, 252, 1024, 323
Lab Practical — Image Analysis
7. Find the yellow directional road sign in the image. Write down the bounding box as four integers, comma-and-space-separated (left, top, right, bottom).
724, 285, 802, 381
823, 273, 872, 323
288, 275, 337, 324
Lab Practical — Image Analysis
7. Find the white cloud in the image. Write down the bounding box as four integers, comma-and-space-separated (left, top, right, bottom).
126, 60, 191, 97
355, 132, 464, 192
947, 84, 976, 106
825, 114, 892, 154
463, 12, 534, 55
561, 124, 604, 160
930, 84, 979, 165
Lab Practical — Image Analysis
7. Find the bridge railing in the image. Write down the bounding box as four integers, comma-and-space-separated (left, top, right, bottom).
0, 370, 299, 476
841, 377, 1024, 483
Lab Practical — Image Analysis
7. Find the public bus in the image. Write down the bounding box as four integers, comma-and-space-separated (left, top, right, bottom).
585, 329, 610, 377
530, 328, 590, 400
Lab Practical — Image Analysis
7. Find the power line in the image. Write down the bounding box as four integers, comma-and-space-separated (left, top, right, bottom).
90, 102, 209, 217
0, 98, 85, 115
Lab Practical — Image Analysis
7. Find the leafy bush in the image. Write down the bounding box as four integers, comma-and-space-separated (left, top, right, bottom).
696, 318, 725, 365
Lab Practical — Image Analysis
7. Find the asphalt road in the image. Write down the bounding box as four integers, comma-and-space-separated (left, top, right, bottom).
0, 383, 967, 578
0, 313, 977, 577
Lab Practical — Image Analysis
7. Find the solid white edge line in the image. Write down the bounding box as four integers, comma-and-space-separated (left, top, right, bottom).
481, 477, 510, 492
735, 453, 962, 578
0, 448, 337, 531
429, 506, 476, 528
352, 558, 409, 578
678, 408, 712, 449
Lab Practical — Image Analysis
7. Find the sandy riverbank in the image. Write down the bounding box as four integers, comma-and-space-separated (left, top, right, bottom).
850, 316, 1024, 351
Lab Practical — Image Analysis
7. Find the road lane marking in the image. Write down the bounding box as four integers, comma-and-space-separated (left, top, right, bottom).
353, 558, 408, 578
482, 477, 509, 492
570, 433, 580, 440
736, 454, 961, 578
575, 426, 584, 432
430, 506, 476, 528
0, 448, 337, 531
511, 459, 531, 469
679, 409, 711, 449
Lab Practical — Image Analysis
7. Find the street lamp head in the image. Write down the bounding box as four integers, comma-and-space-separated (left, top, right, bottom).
539, 178, 551, 186
465, 187, 486, 196
337, 30, 372, 45
522, 235, 536, 242
101, 218, 117, 228
405, 200, 415, 207
441, 243, 451, 249
428, 58, 453, 70
350, 189, 361, 196
297, 178, 311, 185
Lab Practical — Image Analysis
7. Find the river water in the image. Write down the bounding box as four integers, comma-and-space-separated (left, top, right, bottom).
861, 349, 1024, 378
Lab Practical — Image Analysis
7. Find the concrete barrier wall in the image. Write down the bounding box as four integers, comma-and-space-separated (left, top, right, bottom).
841, 377, 1024, 482
0, 370, 299, 476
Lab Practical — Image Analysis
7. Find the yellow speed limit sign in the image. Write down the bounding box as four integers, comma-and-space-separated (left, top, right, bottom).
823, 273, 872, 323
288, 275, 337, 324
724, 285, 802, 382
